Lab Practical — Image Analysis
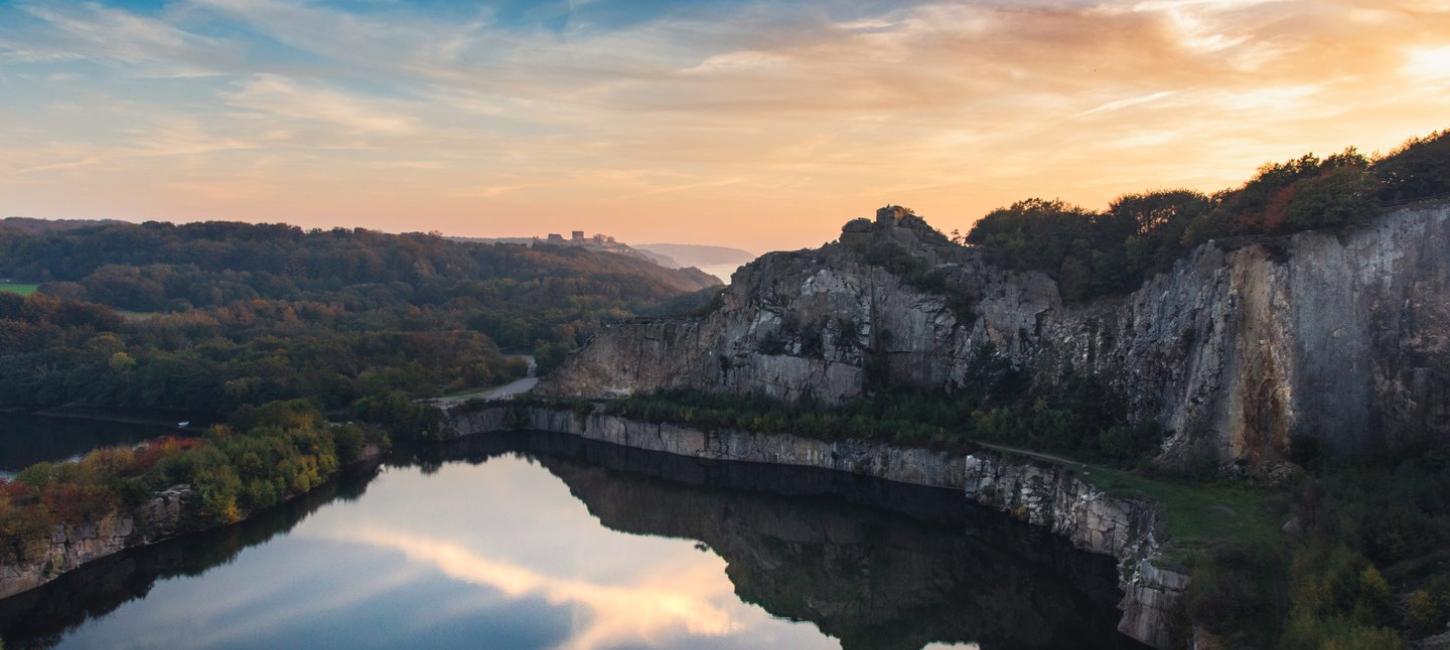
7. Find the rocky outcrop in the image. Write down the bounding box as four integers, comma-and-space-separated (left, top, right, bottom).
540, 203, 1450, 467
0, 486, 195, 600
446, 404, 1186, 648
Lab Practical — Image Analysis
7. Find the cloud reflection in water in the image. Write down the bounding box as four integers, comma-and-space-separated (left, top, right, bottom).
323, 525, 743, 650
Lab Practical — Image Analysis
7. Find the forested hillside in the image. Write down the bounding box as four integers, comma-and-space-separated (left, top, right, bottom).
0, 221, 717, 432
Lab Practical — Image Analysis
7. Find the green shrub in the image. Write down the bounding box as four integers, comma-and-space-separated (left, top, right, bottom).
1186, 542, 1286, 647
1408, 590, 1440, 636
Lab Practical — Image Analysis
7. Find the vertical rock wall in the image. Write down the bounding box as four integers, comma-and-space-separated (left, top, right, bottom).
539, 204, 1450, 467
0, 486, 194, 600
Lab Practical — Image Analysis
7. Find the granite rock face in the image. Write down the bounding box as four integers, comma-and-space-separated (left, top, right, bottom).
447, 404, 1186, 648
0, 486, 195, 600
540, 203, 1450, 467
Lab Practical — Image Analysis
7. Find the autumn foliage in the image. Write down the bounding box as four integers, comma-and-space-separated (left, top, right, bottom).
0, 401, 384, 565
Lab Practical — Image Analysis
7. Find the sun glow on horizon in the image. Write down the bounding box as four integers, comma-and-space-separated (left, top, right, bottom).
1, 0, 1448, 251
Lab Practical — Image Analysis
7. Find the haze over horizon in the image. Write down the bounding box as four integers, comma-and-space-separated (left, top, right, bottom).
3, 0, 1449, 251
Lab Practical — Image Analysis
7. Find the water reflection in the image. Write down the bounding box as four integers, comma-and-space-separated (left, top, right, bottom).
0, 432, 1146, 650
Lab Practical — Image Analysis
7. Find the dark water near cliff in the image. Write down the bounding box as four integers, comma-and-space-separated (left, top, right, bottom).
0, 415, 185, 478
0, 432, 1147, 650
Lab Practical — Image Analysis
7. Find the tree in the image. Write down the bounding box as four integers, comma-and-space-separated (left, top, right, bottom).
108, 351, 136, 373
1285, 166, 1377, 231
1374, 129, 1450, 204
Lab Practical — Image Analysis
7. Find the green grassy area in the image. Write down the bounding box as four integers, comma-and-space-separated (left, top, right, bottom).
0, 283, 38, 296
978, 442, 1283, 565
1081, 465, 1283, 564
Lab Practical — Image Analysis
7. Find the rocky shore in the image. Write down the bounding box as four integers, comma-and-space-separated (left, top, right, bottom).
0, 486, 195, 601
0, 445, 381, 602
445, 403, 1188, 649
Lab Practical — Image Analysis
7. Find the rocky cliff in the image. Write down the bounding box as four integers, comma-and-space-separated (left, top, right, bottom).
539, 203, 1450, 467
0, 486, 195, 600
446, 404, 1186, 648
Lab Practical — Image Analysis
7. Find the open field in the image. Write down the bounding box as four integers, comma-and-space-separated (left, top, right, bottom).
0, 283, 38, 296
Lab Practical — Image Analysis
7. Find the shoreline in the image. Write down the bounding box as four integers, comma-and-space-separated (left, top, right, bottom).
0, 446, 381, 602
444, 402, 1188, 650
1, 401, 1187, 648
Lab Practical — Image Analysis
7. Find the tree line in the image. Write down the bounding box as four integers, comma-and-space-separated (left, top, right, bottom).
965, 129, 1450, 301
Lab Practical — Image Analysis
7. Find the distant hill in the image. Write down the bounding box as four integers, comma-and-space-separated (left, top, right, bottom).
451, 231, 671, 267
2, 217, 125, 235
451, 235, 755, 282
0, 219, 718, 346
636, 244, 756, 268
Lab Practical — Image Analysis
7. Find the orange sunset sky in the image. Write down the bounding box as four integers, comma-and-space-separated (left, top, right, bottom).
2, 0, 1449, 252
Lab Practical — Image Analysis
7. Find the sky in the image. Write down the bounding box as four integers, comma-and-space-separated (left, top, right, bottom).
1, 0, 1448, 253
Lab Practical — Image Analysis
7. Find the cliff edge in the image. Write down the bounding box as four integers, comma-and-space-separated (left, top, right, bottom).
539, 204, 1450, 468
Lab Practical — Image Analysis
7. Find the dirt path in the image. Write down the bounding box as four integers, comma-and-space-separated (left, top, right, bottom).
974, 442, 1089, 468
426, 355, 538, 408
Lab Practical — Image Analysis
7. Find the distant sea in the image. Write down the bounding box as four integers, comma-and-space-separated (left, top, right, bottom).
699, 263, 746, 283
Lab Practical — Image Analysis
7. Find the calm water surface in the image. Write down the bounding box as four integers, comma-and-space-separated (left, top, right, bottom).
0, 432, 1146, 650
0, 415, 185, 477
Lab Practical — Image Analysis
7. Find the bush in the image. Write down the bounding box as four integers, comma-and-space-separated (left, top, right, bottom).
1407, 590, 1440, 636
333, 424, 368, 465
1186, 542, 1285, 647
1098, 425, 1139, 459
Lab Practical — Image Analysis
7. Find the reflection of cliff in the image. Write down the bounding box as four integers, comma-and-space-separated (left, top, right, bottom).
513, 432, 1145, 650
0, 469, 377, 649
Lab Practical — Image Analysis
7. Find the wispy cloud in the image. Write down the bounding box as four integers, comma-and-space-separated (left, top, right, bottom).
1080, 91, 1179, 116
2, 1, 236, 73
2, 0, 1448, 249
227, 74, 422, 136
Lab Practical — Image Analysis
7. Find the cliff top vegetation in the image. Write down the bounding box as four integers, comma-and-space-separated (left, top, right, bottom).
845, 129, 1450, 303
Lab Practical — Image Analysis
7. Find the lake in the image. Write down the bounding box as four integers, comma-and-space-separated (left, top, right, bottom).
0, 414, 190, 479
0, 431, 1147, 650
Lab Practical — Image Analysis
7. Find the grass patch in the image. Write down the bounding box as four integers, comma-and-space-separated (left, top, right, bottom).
0, 283, 38, 296
1081, 465, 1283, 564
975, 443, 1282, 565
